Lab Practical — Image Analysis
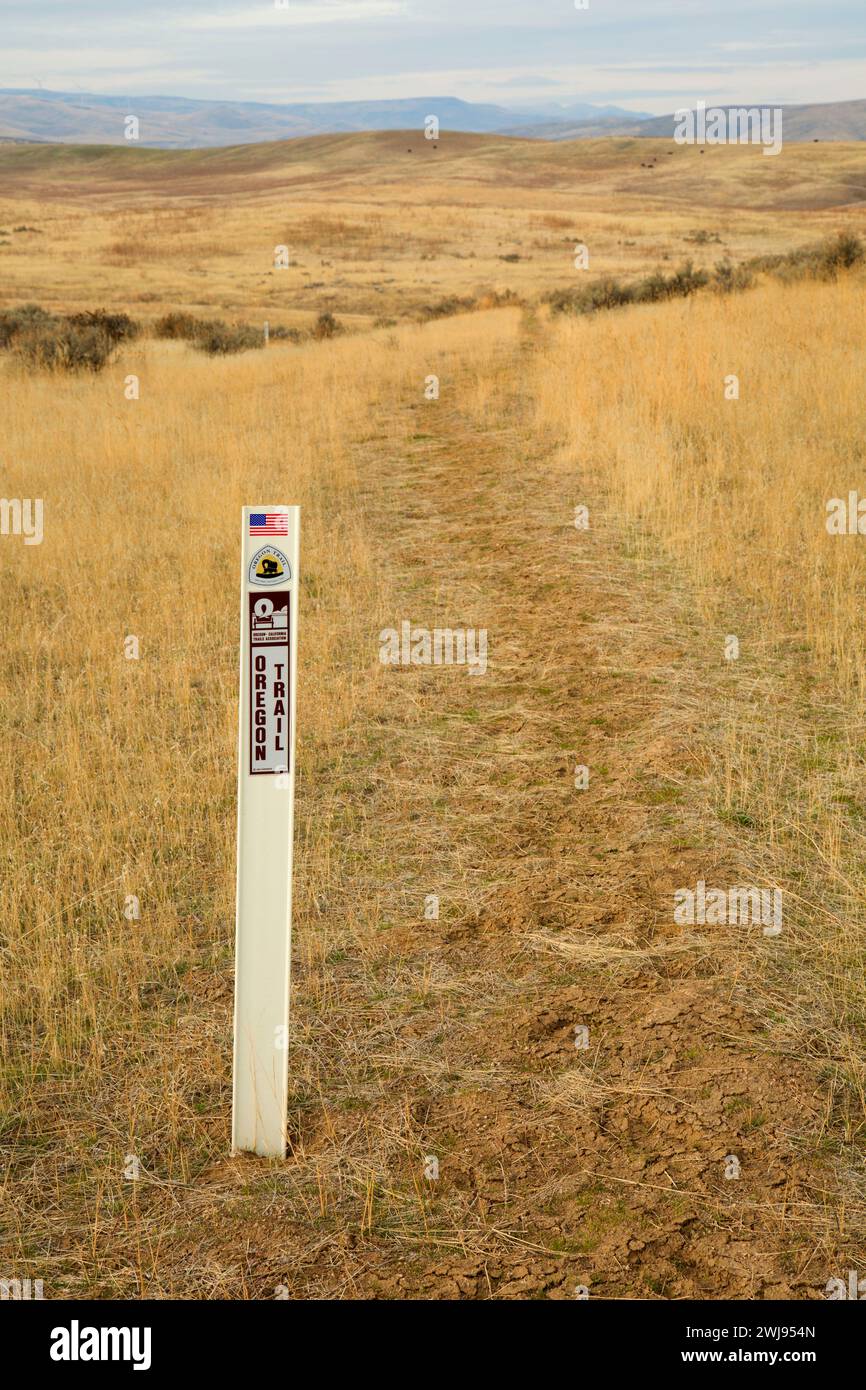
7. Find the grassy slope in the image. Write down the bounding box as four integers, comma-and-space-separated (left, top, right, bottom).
1, 132, 865, 207
1, 281, 865, 1297
0, 134, 864, 333
1, 136, 866, 1298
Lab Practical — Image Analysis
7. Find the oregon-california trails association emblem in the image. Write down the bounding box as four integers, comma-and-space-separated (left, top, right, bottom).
249, 546, 291, 586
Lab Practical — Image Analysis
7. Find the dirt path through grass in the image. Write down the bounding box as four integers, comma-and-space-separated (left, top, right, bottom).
23, 324, 857, 1301
290, 335, 855, 1299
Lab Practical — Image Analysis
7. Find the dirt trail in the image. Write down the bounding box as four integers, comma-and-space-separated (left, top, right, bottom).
309, 338, 851, 1300
126, 330, 858, 1301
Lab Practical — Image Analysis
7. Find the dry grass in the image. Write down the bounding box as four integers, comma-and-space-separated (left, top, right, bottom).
1, 316, 559, 1296
529, 269, 866, 1114
1, 133, 864, 331
2, 133, 866, 1298
532, 274, 866, 690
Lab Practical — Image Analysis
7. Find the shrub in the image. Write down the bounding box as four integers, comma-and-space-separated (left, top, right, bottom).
543, 287, 582, 315
153, 312, 263, 354
66, 309, 139, 344
665, 260, 709, 298
713, 259, 755, 294
750, 232, 865, 283
545, 262, 709, 317
13, 323, 115, 373
312, 311, 341, 340
268, 324, 303, 341
632, 270, 669, 304
0, 303, 57, 348
1, 304, 139, 370
587, 276, 637, 310
153, 311, 202, 340
195, 320, 262, 355
818, 232, 864, 274
475, 289, 523, 311
416, 295, 475, 323
684, 229, 722, 245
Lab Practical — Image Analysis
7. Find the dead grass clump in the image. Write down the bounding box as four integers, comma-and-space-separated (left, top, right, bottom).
416, 289, 521, 323
417, 294, 476, 322
475, 288, 523, 311
288, 214, 382, 245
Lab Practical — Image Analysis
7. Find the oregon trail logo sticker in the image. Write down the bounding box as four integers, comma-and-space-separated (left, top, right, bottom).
249, 545, 291, 586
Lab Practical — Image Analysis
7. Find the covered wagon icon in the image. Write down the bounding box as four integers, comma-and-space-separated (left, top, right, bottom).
257, 555, 282, 579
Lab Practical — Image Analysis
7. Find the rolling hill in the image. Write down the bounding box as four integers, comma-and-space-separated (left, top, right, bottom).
1, 89, 864, 148
0, 89, 643, 149
510, 99, 866, 143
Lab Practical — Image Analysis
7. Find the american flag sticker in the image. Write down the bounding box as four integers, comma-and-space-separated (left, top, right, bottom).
250, 512, 288, 536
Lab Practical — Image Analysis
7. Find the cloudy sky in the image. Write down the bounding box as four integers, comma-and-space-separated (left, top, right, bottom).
2, 0, 864, 111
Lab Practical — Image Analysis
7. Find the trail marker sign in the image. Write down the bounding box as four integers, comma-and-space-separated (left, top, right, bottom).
232, 505, 299, 1157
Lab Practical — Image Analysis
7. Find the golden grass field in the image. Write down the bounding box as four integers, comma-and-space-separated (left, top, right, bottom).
2, 132, 866, 328
1, 133, 866, 1298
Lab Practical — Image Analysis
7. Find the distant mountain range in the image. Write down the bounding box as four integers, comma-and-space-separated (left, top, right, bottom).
0, 89, 864, 148
0, 90, 647, 147
511, 99, 866, 143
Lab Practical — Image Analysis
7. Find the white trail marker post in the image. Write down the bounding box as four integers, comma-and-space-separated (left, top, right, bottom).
232, 505, 300, 1157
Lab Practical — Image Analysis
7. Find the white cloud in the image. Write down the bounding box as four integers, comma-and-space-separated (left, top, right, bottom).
0, 45, 196, 79
0, 0, 862, 110
299, 58, 866, 110
715, 40, 815, 53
